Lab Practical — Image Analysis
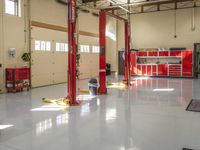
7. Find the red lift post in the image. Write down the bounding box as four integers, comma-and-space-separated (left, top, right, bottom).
67, 0, 79, 105
98, 10, 107, 94
124, 21, 131, 85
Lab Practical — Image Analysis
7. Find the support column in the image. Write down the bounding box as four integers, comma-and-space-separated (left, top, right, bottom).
67, 0, 78, 105
124, 21, 131, 85
98, 10, 107, 94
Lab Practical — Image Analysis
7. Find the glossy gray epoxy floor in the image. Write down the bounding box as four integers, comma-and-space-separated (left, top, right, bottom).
0, 76, 200, 150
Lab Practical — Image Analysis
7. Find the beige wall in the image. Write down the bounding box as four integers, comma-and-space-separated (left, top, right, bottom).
30, 0, 67, 26
0, 0, 29, 92
117, 20, 125, 51
118, 7, 200, 50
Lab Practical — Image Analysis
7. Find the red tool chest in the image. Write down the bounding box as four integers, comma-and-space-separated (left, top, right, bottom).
6, 67, 31, 92
182, 50, 193, 77
130, 50, 193, 77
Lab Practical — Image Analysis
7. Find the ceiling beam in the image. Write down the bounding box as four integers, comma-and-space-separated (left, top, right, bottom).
119, 5, 200, 15
103, 0, 196, 11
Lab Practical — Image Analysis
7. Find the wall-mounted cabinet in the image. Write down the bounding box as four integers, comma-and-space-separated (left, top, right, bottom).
130, 50, 193, 77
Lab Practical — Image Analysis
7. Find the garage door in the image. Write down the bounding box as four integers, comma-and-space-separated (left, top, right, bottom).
31, 27, 68, 87
31, 27, 99, 88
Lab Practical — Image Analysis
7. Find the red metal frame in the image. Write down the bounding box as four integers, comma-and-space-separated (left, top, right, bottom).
99, 10, 131, 92
98, 10, 107, 94
67, 0, 79, 105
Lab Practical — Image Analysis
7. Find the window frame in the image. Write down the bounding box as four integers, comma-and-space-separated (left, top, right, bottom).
80, 44, 90, 53
5, 0, 20, 16
34, 40, 51, 51
55, 42, 68, 52
92, 46, 100, 53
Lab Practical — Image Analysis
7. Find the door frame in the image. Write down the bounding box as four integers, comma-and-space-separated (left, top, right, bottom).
194, 43, 200, 78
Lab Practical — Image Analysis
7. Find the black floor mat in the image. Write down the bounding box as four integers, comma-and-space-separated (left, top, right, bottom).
183, 148, 195, 150
186, 99, 200, 112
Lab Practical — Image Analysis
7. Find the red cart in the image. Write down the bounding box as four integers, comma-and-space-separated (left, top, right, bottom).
6, 67, 30, 92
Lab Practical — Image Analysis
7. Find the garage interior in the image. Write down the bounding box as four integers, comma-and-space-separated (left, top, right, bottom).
0, 0, 200, 150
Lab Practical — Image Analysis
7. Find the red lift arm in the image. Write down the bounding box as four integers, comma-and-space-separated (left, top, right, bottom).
67, 0, 79, 105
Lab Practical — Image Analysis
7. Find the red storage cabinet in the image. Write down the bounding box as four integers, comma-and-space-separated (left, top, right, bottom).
138, 52, 147, 56
137, 65, 142, 75
159, 51, 169, 56
182, 50, 193, 77
168, 65, 181, 76
148, 51, 158, 56
170, 50, 181, 57
130, 49, 193, 77
158, 64, 168, 76
6, 68, 30, 92
152, 65, 157, 76
147, 65, 151, 76
142, 65, 147, 75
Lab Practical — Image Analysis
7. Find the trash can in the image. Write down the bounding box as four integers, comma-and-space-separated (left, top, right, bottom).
88, 78, 98, 95
106, 63, 111, 75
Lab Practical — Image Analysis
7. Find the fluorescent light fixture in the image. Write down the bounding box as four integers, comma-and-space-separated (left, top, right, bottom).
153, 88, 174, 92
0, 125, 14, 130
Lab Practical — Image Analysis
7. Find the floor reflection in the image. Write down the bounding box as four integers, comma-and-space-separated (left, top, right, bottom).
56, 113, 68, 126
36, 118, 52, 135
106, 108, 117, 121
132, 77, 193, 105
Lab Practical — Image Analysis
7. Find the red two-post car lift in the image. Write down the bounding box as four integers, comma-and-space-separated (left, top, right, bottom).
67, 0, 131, 105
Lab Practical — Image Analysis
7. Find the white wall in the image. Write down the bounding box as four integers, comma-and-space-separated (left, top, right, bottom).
106, 16, 117, 72
118, 7, 200, 50
0, 0, 4, 91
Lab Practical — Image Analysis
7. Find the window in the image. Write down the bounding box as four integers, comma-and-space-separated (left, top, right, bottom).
92, 46, 100, 53
56, 43, 68, 52
34, 40, 51, 51
5, 0, 20, 16
80, 45, 90, 53
35, 40, 40, 50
